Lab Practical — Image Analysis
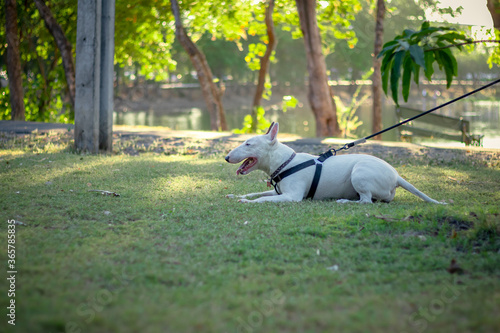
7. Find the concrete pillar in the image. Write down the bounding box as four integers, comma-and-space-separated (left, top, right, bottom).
74, 0, 115, 153
99, 0, 115, 151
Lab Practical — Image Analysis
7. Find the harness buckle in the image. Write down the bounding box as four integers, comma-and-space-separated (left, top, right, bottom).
317, 149, 335, 163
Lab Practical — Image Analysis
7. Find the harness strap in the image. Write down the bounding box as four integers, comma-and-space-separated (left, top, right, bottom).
271, 159, 315, 185
306, 162, 322, 199
270, 150, 335, 199
318, 149, 334, 162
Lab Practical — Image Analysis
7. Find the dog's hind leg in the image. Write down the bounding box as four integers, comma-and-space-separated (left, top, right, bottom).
336, 193, 373, 204
337, 161, 397, 204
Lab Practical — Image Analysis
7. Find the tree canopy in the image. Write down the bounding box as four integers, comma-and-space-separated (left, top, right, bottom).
1, 0, 499, 123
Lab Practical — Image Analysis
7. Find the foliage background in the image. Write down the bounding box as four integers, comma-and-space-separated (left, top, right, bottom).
1, 0, 499, 122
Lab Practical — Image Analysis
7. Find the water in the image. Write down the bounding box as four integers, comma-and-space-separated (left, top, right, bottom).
113, 96, 500, 148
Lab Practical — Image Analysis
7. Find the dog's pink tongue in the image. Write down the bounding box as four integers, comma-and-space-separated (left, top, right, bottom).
236, 165, 246, 175
236, 159, 249, 175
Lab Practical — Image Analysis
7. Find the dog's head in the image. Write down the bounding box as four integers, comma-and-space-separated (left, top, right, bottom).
225, 122, 279, 175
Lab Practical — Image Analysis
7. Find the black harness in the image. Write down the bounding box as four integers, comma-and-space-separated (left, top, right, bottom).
268, 150, 335, 200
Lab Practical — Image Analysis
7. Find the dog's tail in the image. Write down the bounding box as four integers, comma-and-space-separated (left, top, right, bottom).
397, 176, 446, 204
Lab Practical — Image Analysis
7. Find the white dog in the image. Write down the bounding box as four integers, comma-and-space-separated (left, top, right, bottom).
225, 122, 444, 204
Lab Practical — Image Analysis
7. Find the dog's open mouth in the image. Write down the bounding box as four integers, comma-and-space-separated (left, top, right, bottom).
237, 157, 258, 175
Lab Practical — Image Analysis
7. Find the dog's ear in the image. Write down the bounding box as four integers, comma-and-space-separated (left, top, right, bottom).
267, 122, 279, 143
265, 122, 275, 135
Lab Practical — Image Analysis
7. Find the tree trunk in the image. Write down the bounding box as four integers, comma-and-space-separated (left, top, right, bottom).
487, 0, 500, 30
34, 0, 76, 109
372, 0, 385, 140
251, 0, 277, 133
295, 0, 340, 137
5, 0, 25, 121
170, 0, 228, 131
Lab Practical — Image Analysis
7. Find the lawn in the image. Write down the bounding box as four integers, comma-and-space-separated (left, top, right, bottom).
0, 131, 499, 333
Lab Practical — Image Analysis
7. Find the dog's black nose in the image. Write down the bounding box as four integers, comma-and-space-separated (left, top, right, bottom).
225, 155, 230, 162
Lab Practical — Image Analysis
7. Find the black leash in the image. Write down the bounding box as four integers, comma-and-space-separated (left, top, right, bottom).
333, 78, 500, 154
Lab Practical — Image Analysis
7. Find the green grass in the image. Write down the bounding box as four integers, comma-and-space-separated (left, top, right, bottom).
1, 135, 499, 333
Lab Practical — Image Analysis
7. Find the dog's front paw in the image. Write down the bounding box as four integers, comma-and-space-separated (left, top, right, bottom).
238, 199, 251, 203
226, 194, 236, 199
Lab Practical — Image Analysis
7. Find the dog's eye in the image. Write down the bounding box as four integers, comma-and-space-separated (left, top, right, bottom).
245, 142, 251, 146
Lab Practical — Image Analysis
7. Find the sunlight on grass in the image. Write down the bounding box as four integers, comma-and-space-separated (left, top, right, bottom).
0, 150, 26, 158
0, 131, 73, 154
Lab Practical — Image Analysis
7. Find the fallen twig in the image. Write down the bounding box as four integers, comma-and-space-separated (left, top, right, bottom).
88, 190, 120, 197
